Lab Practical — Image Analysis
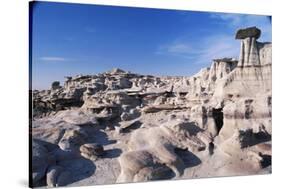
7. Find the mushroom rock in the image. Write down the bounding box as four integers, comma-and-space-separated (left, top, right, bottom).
213, 26, 271, 98
210, 27, 272, 151
236, 27, 261, 67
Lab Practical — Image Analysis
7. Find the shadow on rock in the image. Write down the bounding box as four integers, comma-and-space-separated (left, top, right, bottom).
32, 139, 96, 187
103, 148, 123, 159
122, 120, 142, 133
184, 122, 204, 136
174, 148, 202, 169
239, 129, 271, 148
57, 156, 96, 185
83, 127, 117, 145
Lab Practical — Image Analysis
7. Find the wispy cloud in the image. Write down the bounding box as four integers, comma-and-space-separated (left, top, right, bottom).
156, 13, 271, 66
210, 13, 243, 26
210, 13, 272, 41
156, 43, 199, 57
156, 34, 240, 65
195, 35, 239, 64
166, 44, 191, 53
39, 56, 68, 62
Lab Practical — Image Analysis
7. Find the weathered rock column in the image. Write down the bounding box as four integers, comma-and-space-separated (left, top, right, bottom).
236, 27, 261, 67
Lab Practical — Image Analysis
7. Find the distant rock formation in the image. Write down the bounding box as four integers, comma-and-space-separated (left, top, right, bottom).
51, 81, 61, 90
31, 27, 271, 187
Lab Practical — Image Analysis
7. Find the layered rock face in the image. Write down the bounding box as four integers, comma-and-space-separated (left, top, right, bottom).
31, 27, 271, 187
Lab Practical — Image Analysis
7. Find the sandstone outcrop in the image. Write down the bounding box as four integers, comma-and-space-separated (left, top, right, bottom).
31, 26, 271, 187
116, 119, 206, 182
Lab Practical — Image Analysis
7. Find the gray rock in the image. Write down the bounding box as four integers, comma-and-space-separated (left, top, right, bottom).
58, 129, 88, 151
46, 166, 63, 187
51, 81, 61, 90
133, 165, 173, 182
46, 165, 71, 187
56, 170, 72, 186
32, 139, 56, 184
120, 109, 140, 121
80, 143, 104, 160
32, 140, 49, 183
56, 110, 98, 125
235, 26, 261, 39
119, 77, 132, 88
109, 68, 126, 74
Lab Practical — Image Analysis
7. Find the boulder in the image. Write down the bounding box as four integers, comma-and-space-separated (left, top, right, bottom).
32, 140, 49, 183
46, 166, 71, 187
56, 170, 72, 186
58, 128, 88, 151
32, 139, 56, 184
120, 109, 140, 121
133, 164, 173, 182
117, 119, 207, 182
46, 166, 63, 187
80, 143, 104, 160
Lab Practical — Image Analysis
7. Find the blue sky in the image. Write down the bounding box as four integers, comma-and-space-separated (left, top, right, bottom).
31, 1, 271, 90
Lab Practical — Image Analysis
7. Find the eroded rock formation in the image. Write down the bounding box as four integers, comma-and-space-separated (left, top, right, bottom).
31, 26, 271, 187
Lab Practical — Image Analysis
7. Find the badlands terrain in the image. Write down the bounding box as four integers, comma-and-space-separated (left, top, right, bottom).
31, 27, 272, 187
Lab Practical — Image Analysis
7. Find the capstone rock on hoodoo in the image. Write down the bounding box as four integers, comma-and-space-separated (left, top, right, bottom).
235, 26, 261, 39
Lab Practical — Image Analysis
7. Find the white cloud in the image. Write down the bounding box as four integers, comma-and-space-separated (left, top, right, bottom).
39, 56, 68, 62
195, 35, 239, 64
210, 13, 272, 41
156, 13, 271, 66
156, 34, 240, 65
156, 43, 198, 56
210, 13, 242, 26
166, 44, 192, 53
